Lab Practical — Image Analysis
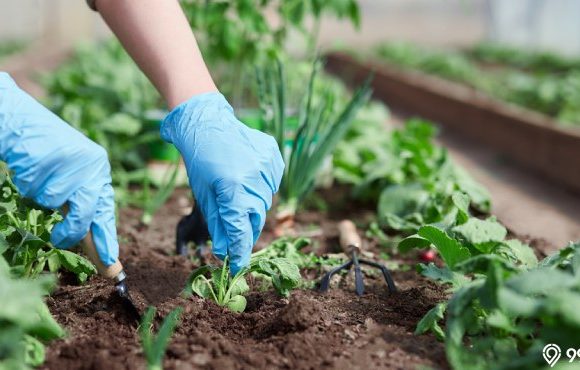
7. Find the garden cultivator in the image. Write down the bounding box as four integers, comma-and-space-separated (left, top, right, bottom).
319, 220, 397, 296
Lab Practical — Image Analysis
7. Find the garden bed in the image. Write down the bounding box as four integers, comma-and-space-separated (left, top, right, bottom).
41, 189, 451, 370
325, 52, 580, 194
41, 187, 557, 370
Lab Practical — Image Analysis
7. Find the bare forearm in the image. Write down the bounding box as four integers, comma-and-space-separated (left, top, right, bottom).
95, 0, 217, 109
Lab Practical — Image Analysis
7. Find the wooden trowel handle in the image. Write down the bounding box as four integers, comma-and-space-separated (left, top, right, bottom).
82, 232, 124, 280
62, 205, 123, 280
338, 220, 362, 254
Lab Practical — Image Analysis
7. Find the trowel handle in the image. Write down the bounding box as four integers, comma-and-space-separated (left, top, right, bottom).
82, 231, 124, 280
338, 220, 362, 254
62, 205, 124, 280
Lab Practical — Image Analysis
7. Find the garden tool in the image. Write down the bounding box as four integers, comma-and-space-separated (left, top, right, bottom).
82, 233, 142, 323
176, 203, 211, 259
319, 220, 397, 296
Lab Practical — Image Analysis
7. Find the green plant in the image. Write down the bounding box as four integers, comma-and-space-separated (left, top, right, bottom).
437, 242, 580, 370
43, 40, 165, 211
396, 197, 580, 369
334, 118, 490, 233
0, 260, 65, 370
0, 39, 26, 61
373, 41, 580, 126
0, 164, 96, 282
256, 58, 372, 216
140, 160, 180, 225
188, 256, 301, 312
250, 237, 343, 269
180, 0, 360, 103
139, 307, 183, 370
469, 42, 580, 73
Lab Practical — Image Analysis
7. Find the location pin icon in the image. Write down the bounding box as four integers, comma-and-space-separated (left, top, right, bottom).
543, 344, 561, 368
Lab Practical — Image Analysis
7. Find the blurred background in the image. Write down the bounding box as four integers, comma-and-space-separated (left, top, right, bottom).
3, 0, 580, 55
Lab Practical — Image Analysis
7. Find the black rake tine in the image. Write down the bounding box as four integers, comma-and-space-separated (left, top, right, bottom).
359, 259, 397, 293
319, 259, 354, 292
352, 252, 365, 296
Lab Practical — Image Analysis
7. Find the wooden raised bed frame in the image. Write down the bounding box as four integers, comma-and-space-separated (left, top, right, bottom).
325, 52, 580, 194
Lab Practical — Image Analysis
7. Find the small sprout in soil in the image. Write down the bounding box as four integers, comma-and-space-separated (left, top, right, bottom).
187, 256, 301, 313
139, 306, 183, 370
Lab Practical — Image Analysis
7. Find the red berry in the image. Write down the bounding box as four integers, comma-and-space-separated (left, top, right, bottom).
419, 249, 436, 262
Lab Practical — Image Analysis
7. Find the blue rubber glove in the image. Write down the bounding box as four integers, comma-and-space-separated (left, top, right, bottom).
161, 92, 284, 275
0, 72, 118, 266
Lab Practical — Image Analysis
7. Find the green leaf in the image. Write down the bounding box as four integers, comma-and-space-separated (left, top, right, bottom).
378, 183, 429, 231
417, 263, 470, 289
183, 264, 215, 296
455, 254, 519, 275
191, 275, 213, 299
418, 225, 470, 268
398, 234, 430, 253
415, 302, 446, 340
539, 243, 577, 269
139, 307, 182, 369
0, 233, 8, 254
56, 249, 97, 282
451, 192, 470, 225
0, 273, 65, 340
452, 165, 491, 213
23, 335, 45, 367
229, 276, 250, 297
505, 268, 576, 295
500, 239, 538, 267
226, 295, 247, 313
452, 217, 507, 246
251, 257, 301, 297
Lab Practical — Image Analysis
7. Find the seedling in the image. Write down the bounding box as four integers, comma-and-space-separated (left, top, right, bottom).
256, 58, 371, 227
187, 256, 301, 313
140, 159, 180, 225
139, 307, 182, 370
250, 237, 343, 270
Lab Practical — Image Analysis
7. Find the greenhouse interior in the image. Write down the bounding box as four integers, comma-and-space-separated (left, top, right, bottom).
1, 1, 579, 369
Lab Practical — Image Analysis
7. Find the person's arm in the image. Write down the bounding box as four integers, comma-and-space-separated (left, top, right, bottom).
92, 0, 285, 275
94, 0, 217, 109
0, 73, 119, 267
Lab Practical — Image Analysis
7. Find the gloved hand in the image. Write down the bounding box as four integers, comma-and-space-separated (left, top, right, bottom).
0, 72, 118, 266
161, 92, 284, 275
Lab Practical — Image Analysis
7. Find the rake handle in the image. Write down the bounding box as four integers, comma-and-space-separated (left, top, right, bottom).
338, 220, 362, 254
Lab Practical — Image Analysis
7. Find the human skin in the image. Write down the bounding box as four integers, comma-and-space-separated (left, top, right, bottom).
95, 0, 218, 109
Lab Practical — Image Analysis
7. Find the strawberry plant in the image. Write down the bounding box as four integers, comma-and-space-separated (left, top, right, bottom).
139, 307, 183, 370
0, 164, 96, 282
187, 256, 301, 312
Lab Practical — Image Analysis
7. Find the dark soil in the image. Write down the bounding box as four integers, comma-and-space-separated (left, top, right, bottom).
43, 189, 451, 370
